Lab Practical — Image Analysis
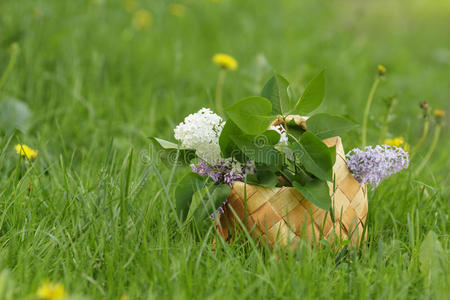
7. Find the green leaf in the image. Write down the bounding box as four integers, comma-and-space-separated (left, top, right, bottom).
262, 129, 281, 146
306, 113, 358, 139
261, 74, 291, 115
293, 180, 331, 211
150, 137, 179, 149
208, 184, 231, 209
292, 168, 315, 185
289, 131, 333, 181
294, 70, 326, 114
219, 120, 247, 160
231, 136, 283, 167
195, 184, 231, 220
287, 118, 304, 129
419, 230, 446, 278
246, 167, 279, 188
328, 145, 336, 167
150, 137, 196, 166
286, 119, 306, 143
225, 97, 274, 135
220, 120, 281, 164
185, 186, 211, 221
0, 98, 31, 134
175, 173, 205, 221
0, 269, 14, 300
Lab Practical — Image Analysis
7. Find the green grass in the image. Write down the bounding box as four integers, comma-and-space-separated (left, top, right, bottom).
0, 0, 448, 299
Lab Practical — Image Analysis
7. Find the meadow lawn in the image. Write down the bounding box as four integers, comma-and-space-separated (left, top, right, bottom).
0, 0, 449, 299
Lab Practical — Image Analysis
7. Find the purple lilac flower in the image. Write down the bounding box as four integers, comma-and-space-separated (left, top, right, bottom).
346, 145, 409, 188
191, 159, 256, 219
190, 160, 212, 176
210, 204, 226, 220
190, 159, 255, 187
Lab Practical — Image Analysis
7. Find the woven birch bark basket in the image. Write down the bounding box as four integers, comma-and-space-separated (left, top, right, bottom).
217, 115, 368, 248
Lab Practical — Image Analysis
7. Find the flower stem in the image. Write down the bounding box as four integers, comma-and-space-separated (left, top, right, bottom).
362, 76, 381, 147
215, 69, 226, 115
410, 118, 429, 157
0, 45, 19, 93
205, 160, 226, 174
379, 97, 397, 143
287, 132, 300, 144
414, 125, 441, 175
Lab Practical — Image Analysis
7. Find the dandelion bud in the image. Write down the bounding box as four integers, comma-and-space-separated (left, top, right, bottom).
433, 109, 445, 124
420, 100, 429, 111
418, 100, 431, 121
377, 64, 386, 76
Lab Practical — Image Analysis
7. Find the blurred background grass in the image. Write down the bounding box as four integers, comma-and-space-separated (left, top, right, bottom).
0, 0, 448, 299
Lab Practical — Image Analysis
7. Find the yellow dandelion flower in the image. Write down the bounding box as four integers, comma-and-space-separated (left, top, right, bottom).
15, 144, 38, 160
169, 4, 186, 17
433, 109, 445, 118
212, 53, 238, 71
387, 137, 404, 147
377, 64, 386, 76
132, 9, 152, 30
434, 109, 446, 125
37, 281, 66, 300
120, 295, 129, 300
384, 137, 409, 151
123, 0, 138, 12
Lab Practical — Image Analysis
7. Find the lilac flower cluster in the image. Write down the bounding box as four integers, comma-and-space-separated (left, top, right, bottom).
191, 159, 256, 219
191, 159, 256, 187
173, 108, 224, 164
346, 145, 409, 188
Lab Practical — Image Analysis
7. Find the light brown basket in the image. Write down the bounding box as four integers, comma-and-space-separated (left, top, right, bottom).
217, 115, 368, 248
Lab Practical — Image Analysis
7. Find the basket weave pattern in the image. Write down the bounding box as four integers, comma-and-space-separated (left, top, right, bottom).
217, 117, 368, 248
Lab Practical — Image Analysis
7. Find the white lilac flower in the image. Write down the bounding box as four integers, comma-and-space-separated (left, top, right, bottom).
269, 124, 294, 160
346, 145, 409, 188
174, 108, 225, 164
243, 160, 256, 174
268, 125, 288, 149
